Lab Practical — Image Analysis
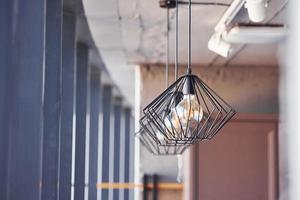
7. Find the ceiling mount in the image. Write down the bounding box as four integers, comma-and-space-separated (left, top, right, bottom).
159, 0, 176, 9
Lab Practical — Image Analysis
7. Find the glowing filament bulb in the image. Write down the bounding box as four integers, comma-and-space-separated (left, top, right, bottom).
165, 94, 203, 139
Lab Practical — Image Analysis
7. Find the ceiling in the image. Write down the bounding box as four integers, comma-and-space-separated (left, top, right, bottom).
82, 0, 287, 108
84, 0, 287, 66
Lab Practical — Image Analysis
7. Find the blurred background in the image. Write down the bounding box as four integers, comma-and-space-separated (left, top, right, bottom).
0, 0, 299, 200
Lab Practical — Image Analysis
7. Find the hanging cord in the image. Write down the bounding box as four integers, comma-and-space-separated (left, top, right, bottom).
175, 0, 179, 80
187, 0, 192, 74
166, 8, 170, 88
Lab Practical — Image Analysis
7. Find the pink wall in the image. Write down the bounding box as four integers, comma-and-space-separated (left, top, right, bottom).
189, 115, 278, 200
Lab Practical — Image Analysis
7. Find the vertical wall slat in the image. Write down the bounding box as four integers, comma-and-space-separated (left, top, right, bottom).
124, 108, 131, 200
101, 85, 112, 200
59, 11, 77, 200
0, 0, 11, 199
74, 43, 89, 200
5, 0, 46, 199
42, 0, 63, 199
112, 99, 122, 200
88, 68, 101, 200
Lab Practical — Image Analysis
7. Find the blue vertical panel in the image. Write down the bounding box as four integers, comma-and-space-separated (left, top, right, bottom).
59, 11, 77, 200
101, 85, 112, 200
124, 108, 131, 200
113, 99, 122, 200
0, 0, 11, 199
42, 0, 63, 199
129, 115, 135, 200
5, 0, 46, 199
88, 68, 101, 200
74, 43, 89, 200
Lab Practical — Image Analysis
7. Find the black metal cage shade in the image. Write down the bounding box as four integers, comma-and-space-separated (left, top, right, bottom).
136, 128, 190, 155
142, 74, 236, 143
140, 114, 196, 146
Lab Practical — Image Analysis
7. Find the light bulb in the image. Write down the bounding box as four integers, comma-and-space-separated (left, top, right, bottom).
164, 94, 204, 139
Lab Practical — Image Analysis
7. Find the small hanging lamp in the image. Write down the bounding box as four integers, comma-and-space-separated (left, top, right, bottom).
142, 0, 236, 144
135, 128, 189, 155
143, 73, 236, 142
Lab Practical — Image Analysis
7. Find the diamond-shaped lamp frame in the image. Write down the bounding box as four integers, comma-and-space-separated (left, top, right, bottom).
138, 114, 192, 155
136, 128, 189, 155
142, 74, 236, 144
140, 115, 195, 146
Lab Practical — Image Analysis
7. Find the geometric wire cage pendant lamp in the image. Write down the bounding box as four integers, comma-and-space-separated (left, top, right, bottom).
137, 74, 236, 155
135, 128, 190, 155
137, 0, 236, 154
142, 73, 236, 144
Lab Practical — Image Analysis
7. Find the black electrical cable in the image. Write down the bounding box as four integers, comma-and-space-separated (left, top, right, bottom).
170, 0, 229, 76
175, 0, 179, 80
166, 8, 170, 87
187, 0, 192, 73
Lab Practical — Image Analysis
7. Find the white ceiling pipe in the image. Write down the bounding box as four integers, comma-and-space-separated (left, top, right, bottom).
208, 33, 232, 57
245, 0, 267, 22
209, 0, 271, 56
211, 0, 245, 57
215, 0, 246, 32
222, 26, 287, 44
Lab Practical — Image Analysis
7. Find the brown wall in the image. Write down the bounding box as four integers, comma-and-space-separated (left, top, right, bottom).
188, 114, 278, 200
140, 64, 279, 114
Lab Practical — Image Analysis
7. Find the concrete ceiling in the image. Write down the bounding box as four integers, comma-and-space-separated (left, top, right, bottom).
84, 0, 287, 65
